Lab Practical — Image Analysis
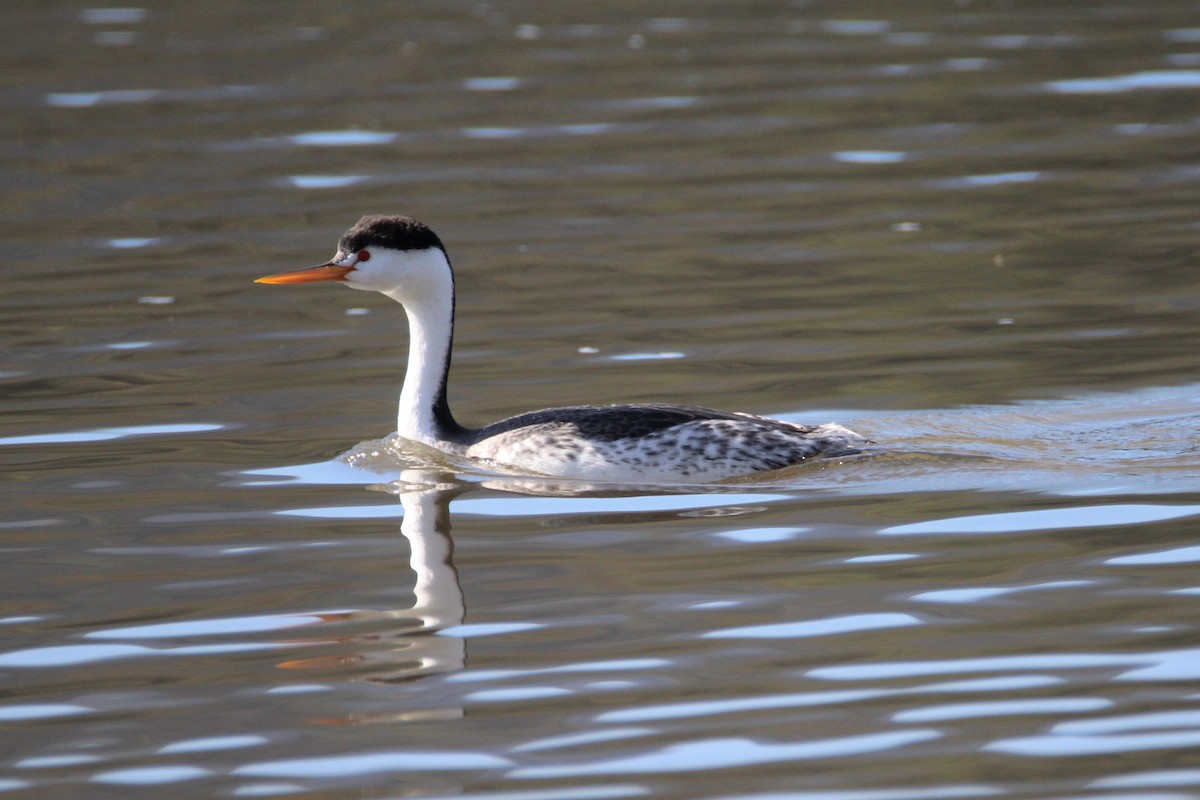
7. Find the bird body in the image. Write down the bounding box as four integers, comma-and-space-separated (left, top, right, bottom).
258, 215, 864, 483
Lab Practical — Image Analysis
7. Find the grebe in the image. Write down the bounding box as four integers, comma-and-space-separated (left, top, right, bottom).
257, 215, 865, 483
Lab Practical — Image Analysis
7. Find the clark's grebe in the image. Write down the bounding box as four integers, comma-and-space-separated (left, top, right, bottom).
257, 215, 864, 482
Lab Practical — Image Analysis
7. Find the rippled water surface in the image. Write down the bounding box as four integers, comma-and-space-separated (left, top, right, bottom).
3, 2, 1200, 798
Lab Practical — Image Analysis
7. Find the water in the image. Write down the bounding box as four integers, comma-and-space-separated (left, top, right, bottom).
3, 1, 1200, 797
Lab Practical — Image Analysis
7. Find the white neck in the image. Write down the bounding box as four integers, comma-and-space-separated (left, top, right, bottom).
380, 251, 460, 447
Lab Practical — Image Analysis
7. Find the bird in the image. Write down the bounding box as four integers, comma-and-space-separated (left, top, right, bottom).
257, 215, 866, 483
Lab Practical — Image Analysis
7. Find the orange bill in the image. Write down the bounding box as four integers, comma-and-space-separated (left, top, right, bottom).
256, 263, 354, 284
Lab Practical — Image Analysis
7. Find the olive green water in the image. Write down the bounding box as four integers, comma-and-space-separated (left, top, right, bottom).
3, 2, 1200, 798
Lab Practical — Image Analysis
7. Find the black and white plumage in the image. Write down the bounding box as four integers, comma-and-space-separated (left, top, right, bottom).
258, 215, 865, 483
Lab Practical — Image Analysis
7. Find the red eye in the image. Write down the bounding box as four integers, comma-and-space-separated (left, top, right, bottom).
357, 250, 371, 262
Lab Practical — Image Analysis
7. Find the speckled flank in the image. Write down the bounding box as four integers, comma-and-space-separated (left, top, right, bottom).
465, 413, 864, 482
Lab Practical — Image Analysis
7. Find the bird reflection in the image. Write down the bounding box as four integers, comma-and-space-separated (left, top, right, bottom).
268, 457, 697, 695
269, 469, 468, 697
396, 470, 465, 633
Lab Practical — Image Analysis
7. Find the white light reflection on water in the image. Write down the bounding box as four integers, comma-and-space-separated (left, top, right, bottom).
822, 20, 891, 35
1107, 545, 1200, 565
911, 580, 1093, 604
508, 730, 941, 778
845, 553, 919, 564
0, 641, 289, 668
705, 612, 921, 639
716, 526, 807, 543
462, 124, 619, 139
0, 703, 92, 721
159, 736, 268, 755
107, 237, 159, 248
0, 423, 222, 447
1094, 769, 1200, 789
463, 77, 523, 91
1047, 70, 1200, 93
938, 171, 1043, 188
16, 755, 102, 768
465, 686, 572, 703
79, 8, 147, 24
893, 697, 1111, 723
1056, 710, 1200, 736
808, 648, 1200, 683
46, 89, 159, 107
91, 766, 211, 786
602, 95, 698, 110
284, 175, 368, 189
607, 351, 686, 361
1165, 27, 1200, 42
287, 130, 398, 146
881, 504, 1200, 536
85, 612, 329, 639
834, 151, 907, 164
233, 750, 512, 778
241, 459, 385, 485
986, 730, 1200, 757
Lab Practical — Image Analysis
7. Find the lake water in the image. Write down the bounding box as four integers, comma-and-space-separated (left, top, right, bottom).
3, 2, 1200, 798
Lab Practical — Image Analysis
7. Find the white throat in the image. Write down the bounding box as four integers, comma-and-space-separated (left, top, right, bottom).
376, 249, 457, 446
